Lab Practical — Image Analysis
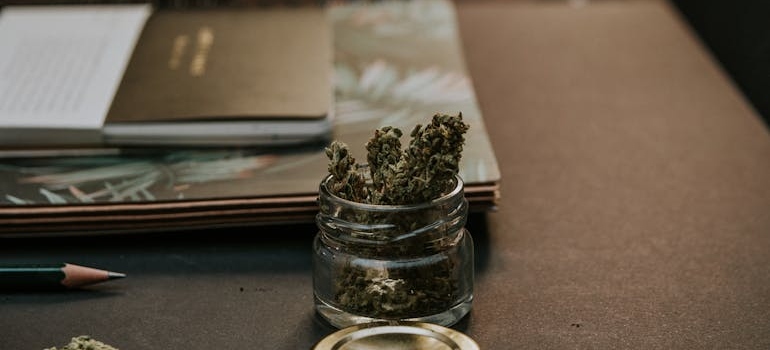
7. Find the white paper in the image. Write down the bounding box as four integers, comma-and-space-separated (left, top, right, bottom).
0, 5, 151, 129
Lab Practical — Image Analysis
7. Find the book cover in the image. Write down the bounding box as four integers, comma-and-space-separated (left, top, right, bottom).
0, 0, 501, 236
104, 7, 333, 146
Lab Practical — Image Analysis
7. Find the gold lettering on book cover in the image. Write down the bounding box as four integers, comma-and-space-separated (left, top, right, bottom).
190, 26, 213, 77
168, 35, 189, 70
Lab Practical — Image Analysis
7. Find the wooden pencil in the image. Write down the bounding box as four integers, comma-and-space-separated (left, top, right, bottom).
0, 263, 125, 290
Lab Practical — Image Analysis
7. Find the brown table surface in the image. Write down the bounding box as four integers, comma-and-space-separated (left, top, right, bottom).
2, 1, 770, 349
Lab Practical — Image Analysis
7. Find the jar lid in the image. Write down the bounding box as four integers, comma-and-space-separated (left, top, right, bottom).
313, 321, 479, 350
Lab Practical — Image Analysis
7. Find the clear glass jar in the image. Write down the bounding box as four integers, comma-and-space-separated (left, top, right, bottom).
313, 174, 474, 328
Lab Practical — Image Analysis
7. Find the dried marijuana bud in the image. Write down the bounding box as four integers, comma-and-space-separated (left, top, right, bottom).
384, 113, 469, 204
45, 336, 119, 350
365, 126, 402, 204
325, 113, 469, 205
325, 140, 368, 202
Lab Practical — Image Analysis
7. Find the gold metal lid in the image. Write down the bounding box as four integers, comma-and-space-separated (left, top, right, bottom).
313, 321, 479, 350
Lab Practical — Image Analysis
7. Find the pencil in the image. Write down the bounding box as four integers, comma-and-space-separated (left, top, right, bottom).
0, 263, 126, 290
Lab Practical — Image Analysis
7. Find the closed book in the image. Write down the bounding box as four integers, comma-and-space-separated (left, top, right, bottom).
103, 7, 333, 147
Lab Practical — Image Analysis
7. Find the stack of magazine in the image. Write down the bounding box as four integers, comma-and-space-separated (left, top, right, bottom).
0, 0, 500, 236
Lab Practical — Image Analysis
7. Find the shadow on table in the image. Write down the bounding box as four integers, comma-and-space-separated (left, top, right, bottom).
467, 212, 491, 277
0, 222, 316, 275
0, 213, 492, 277
0, 287, 123, 306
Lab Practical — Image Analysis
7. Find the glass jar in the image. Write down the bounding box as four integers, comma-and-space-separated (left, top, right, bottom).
313, 174, 474, 328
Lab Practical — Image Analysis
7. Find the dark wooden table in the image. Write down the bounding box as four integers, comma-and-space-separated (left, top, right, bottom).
2, 1, 770, 348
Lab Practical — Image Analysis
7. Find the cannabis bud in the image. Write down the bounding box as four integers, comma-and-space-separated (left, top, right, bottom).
325, 113, 469, 205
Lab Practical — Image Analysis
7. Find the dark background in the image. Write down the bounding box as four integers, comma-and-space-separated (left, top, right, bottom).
671, 0, 770, 127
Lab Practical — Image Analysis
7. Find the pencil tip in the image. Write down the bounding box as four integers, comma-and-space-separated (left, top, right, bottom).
108, 272, 126, 280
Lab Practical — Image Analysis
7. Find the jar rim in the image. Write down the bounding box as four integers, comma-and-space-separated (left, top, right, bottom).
319, 174, 465, 212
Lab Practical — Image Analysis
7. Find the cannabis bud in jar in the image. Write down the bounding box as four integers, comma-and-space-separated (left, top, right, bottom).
313, 113, 474, 328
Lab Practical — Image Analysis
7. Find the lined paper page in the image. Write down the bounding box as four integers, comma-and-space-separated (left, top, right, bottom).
0, 5, 151, 129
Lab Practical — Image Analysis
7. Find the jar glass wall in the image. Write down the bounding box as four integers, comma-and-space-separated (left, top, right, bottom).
313, 174, 473, 328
